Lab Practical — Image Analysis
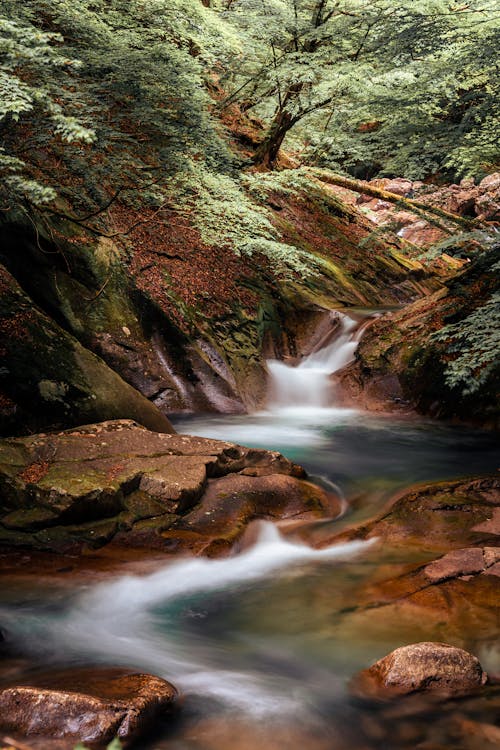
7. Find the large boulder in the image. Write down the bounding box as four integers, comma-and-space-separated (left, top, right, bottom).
0, 668, 177, 745
0, 419, 339, 554
353, 642, 487, 699
0, 264, 173, 437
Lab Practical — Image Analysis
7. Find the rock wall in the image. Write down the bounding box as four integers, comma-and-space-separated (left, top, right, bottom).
0, 184, 438, 434
336, 247, 499, 427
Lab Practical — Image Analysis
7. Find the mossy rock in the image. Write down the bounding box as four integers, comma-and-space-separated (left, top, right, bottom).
0, 419, 335, 553
0, 263, 173, 436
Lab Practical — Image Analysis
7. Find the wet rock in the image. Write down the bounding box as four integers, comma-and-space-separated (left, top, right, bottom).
329, 476, 500, 554
353, 643, 487, 699
0, 419, 336, 554
336, 242, 499, 427
423, 547, 495, 583
161, 473, 340, 555
0, 668, 177, 745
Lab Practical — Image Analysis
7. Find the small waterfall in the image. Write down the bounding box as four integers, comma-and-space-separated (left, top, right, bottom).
267, 312, 361, 410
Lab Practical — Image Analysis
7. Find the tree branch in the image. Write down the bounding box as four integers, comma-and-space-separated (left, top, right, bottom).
304, 168, 481, 231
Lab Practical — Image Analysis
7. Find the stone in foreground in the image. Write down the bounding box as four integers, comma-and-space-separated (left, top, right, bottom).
353, 642, 487, 699
0, 419, 339, 553
0, 668, 177, 744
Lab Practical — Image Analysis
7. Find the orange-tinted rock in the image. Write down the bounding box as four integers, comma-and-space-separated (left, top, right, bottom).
353, 643, 487, 699
0, 420, 336, 554
424, 547, 491, 583
159, 473, 341, 555
0, 668, 177, 745
335, 236, 498, 426
325, 476, 500, 554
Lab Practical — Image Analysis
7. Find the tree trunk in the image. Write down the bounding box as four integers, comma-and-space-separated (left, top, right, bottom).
253, 108, 295, 167
306, 168, 479, 230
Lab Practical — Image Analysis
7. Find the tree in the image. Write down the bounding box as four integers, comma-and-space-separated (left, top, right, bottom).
217, 1, 499, 174
0, 1, 320, 275
304, 4, 500, 179
0, 0, 236, 217
0, 15, 95, 208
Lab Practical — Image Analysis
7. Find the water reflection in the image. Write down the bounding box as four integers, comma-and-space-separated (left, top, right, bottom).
174, 411, 499, 498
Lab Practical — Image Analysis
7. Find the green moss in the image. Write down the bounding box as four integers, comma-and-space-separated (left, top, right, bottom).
1, 506, 60, 529
123, 490, 169, 521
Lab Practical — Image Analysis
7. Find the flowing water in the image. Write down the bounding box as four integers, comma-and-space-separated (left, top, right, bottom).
0, 311, 499, 749
267, 311, 363, 409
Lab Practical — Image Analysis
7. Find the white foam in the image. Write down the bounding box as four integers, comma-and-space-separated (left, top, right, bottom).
267, 313, 360, 410
52, 523, 373, 715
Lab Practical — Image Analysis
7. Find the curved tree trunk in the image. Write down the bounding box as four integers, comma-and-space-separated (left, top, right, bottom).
253, 109, 296, 167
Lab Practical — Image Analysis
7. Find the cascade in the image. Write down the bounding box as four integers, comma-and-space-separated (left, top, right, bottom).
267, 312, 363, 410
9, 523, 371, 715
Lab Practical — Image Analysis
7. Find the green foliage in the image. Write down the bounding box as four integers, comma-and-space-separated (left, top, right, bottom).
1, 0, 498, 282
216, 1, 498, 177
175, 164, 319, 276
432, 291, 500, 396
420, 230, 499, 262
1, 1, 323, 276
74, 739, 122, 750
1, 0, 234, 214
297, 2, 499, 179
242, 167, 312, 199
0, 15, 94, 205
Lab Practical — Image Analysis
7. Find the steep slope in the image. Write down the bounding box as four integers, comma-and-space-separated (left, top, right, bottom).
0, 177, 439, 435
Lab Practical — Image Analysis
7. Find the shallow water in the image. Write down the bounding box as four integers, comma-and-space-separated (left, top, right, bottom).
174, 408, 499, 521
0, 405, 498, 749
0, 314, 498, 749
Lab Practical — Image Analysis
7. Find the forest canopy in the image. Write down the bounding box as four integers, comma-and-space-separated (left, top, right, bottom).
1, 0, 498, 216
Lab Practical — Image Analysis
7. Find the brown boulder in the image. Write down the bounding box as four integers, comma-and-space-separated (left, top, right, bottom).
0, 668, 177, 745
0, 420, 335, 554
353, 642, 487, 699
159, 473, 340, 555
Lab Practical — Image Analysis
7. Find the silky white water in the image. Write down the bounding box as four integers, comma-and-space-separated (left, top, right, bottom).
5, 523, 372, 716
267, 312, 360, 410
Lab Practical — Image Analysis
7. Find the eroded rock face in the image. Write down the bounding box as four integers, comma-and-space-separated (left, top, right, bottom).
0, 419, 338, 553
0, 263, 174, 438
327, 476, 500, 554
0, 668, 177, 745
335, 246, 499, 426
353, 643, 487, 699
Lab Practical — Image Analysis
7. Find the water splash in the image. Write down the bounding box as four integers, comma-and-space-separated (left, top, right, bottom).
266, 312, 361, 411
32, 523, 373, 715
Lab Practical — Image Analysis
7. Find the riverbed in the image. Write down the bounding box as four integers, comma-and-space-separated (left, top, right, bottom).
0, 315, 498, 749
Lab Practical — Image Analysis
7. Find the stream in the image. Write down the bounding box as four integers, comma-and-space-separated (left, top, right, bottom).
0, 311, 499, 749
